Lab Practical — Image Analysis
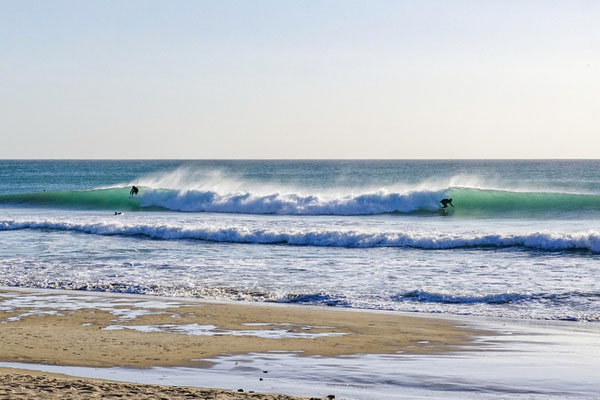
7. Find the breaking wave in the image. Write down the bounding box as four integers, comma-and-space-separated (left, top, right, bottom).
2, 218, 600, 252
2, 185, 600, 216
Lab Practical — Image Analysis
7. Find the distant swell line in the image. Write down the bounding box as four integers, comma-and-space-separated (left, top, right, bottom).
2, 219, 600, 252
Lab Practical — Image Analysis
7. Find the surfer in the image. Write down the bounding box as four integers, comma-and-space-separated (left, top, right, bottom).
114, 212, 122, 215
440, 198, 454, 208
129, 185, 139, 196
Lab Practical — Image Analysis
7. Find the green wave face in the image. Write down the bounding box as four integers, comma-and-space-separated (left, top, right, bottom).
448, 188, 600, 216
2, 186, 600, 217
0, 188, 145, 211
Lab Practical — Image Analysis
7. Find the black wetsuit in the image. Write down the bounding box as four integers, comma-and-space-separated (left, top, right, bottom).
440, 198, 454, 208
130, 186, 139, 196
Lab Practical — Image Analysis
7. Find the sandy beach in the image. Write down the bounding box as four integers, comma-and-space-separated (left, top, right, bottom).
0, 288, 480, 398
0, 368, 324, 400
0, 367, 318, 399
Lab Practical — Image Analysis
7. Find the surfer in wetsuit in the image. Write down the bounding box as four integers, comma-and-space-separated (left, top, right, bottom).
129, 185, 139, 196
440, 198, 454, 208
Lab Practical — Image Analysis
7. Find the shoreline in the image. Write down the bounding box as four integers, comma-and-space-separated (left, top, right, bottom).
1, 288, 598, 399
0, 287, 485, 398
0, 288, 482, 368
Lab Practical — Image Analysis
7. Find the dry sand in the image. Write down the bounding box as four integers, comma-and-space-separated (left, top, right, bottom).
0, 367, 318, 399
0, 289, 484, 398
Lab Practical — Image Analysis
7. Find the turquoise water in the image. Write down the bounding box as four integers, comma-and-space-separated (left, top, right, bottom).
1, 160, 599, 321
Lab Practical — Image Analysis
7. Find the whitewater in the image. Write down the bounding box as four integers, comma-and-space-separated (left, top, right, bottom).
2, 217, 600, 252
1, 160, 600, 322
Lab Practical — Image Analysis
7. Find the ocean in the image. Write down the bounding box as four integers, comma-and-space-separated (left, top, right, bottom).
1, 160, 599, 323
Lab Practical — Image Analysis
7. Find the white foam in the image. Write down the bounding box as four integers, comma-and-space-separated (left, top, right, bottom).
0, 292, 184, 322
103, 323, 347, 339
135, 187, 445, 215
2, 217, 600, 252
1, 310, 62, 323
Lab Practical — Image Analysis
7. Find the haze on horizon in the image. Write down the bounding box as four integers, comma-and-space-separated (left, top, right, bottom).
1, 1, 599, 159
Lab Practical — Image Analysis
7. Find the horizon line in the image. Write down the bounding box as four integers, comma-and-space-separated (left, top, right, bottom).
1, 158, 600, 161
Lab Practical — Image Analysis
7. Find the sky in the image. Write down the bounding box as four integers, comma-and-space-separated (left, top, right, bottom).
1, 0, 599, 159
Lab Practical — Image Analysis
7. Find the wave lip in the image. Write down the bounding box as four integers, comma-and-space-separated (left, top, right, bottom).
2, 218, 600, 252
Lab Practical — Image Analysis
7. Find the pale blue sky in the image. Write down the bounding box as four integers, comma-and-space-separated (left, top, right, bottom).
1, 1, 599, 158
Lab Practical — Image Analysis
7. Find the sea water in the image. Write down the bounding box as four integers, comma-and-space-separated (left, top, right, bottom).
1, 160, 599, 322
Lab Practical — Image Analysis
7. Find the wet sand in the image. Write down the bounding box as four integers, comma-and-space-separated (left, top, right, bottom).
0, 288, 483, 398
0, 289, 478, 368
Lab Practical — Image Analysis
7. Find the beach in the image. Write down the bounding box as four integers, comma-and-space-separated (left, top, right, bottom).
1, 160, 600, 399
4, 0, 600, 395
0, 288, 475, 367
2, 289, 597, 399
0, 288, 479, 398
0, 367, 312, 400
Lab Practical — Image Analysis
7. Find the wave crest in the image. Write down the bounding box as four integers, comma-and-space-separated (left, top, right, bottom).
2, 218, 600, 252
137, 188, 444, 214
